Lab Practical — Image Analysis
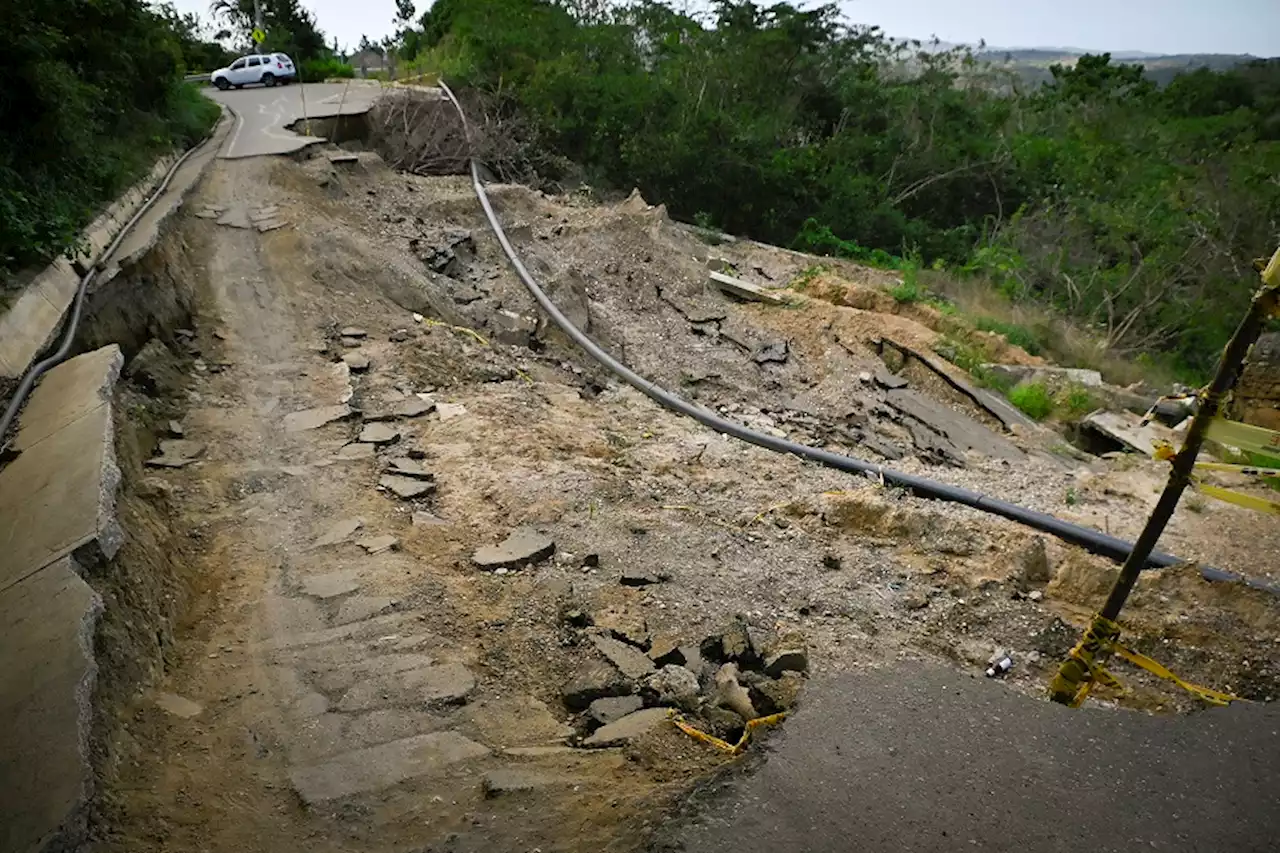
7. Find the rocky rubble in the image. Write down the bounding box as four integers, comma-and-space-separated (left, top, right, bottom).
560, 613, 808, 747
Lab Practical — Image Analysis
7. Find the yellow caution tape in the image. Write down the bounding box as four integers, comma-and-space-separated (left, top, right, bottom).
420, 317, 489, 346
1194, 481, 1280, 515
669, 711, 788, 755
1262, 246, 1280, 291
1205, 418, 1280, 456
1190, 460, 1280, 480
1049, 614, 1244, 707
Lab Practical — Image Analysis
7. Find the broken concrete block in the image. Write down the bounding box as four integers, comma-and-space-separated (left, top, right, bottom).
379, 475, 436, 499
587, 695, 644, 726
591, 634, 655, 681
336, 662, 475, 712
385, 457, 433, 480
300, 571, 361, 600
359, 423, 400, 445
284, 405, 354, 432
481, 769, 574, 798
644, 665, 700, 711
357, 535, 398, 555
0, 557, 101, 853
472, 529, 555, 571
582, 707, 671, 747
763, 649, 809, 677
311, 517, 363, 548
289, 731, 487, 804
0, 347, 123, 592
342, 351, 371, 372
561, 660, 632, 711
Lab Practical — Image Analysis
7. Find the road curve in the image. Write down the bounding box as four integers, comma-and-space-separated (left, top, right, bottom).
208, 81, 382, 159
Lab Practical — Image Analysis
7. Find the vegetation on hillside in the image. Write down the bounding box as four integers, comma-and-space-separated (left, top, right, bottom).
390, 0, 1279, 381
0, 1, 223, 281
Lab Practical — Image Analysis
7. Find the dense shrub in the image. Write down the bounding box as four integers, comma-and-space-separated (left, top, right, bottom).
0, 1, 223, 280
300, 57, 356, 82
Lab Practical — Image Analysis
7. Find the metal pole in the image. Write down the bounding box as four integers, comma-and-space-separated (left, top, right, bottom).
254, 0, 264, 54
1048, 248, 1280, 705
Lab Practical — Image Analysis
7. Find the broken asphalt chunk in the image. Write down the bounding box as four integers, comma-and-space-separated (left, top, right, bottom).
472, 529, 555, 571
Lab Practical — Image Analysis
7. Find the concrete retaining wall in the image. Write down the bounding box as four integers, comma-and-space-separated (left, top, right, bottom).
0, 346, 123, 852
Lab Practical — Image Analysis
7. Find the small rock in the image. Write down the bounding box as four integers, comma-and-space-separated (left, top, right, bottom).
359, 423, 401, 445
341, 327, 368, 338
1029, 590, 1044, 602
312, 517, 363, 548
857, 371, 873, 384
472, 529, 555, 571
145, 440, 207, 468
582, 707, 670, 748
167, 420, 185, 437
821, 554, 842, 571
561, 660, 632, 711
342, 351, 371, 372
703, 706, 746, 740
591, 634, 656, 680
644, 665, 700, 711
340, 337, 363, 348
389, 329, 411, 342
751, 672, 804, 715
1017, 537, 1052, 585
412, 511, 448, 527
154, 692, 204, 718
902, 590, 930, 611
712, 664, 758, 720
380, 474, 436, 499
437, 402, 468, 421
587, 695, 643, 726
754, 340, 789, 365
620, 570, 660, 587
357, 535, 398, 555
763, 649, 809, 677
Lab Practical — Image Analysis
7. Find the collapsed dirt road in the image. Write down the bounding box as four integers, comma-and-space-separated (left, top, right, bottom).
97, 105, 1280, 852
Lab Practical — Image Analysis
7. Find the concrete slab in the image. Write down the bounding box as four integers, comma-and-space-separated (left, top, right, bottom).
709, 271, 786, 305
335, 661, 475, 711
289, 731, 489, 804
12, 345, 123, 451
0, 349, 122, 593
0, 556, 102, 853
0, 260, 80, 380
1083, 410, 1175, 456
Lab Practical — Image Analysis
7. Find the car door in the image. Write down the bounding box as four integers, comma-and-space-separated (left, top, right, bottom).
242, 55, 263, 84
226, 57, 248, 84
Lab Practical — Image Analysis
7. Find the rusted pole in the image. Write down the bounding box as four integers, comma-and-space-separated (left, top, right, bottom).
1049, 248, 1280, 706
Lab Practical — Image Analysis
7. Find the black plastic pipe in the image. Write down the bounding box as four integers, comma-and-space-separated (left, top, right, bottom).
438, 80, 1272, 594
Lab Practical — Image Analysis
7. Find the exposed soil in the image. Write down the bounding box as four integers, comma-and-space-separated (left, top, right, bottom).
96, 144, 1280, 853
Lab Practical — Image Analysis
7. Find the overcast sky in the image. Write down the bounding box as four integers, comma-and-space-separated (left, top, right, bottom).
170, 0, 1280, 57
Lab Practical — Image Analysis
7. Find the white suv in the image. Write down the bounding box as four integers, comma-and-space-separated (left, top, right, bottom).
212, 53, 297, 90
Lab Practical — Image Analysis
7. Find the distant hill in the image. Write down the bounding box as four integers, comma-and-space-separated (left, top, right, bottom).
972, 48, 1258, 86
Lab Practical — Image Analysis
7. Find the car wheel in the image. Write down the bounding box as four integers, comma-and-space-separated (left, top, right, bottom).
262, 73, 276, 88
214, 78, 230, 91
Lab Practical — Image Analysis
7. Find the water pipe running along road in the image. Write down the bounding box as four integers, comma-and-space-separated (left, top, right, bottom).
435, 79, 1274, 594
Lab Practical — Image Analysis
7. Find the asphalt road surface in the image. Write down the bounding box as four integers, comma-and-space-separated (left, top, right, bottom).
208, 81, 383, 159
651, 663, 1280, 853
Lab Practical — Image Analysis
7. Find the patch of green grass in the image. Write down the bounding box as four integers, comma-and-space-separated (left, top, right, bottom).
973, 316, 1044, 356
1056, 383, 1098, 418
789, 264, 825, 291
1064, 487, 1078, 506
1008, 381, 1055, 420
